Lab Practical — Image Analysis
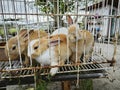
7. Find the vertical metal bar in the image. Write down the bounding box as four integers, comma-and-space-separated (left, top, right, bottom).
76, 0, 80, 87
117, 0, 120, 54
0, 0, 12, 68
84, 0, 87, 30
100, 0, 105, 46
90, 0, 94, 61
34, 69, 37, 90
96, 0, 99, 43
92, 0, 96, 55
107, 0, 114, 57
75, 0, 81, 87
6, 0, 11, 19
24, 0, 32, 66
97, 1, 101, 54
111, 0, 120, 66
36, 0, 43, 69
56, 0, 61, 65
83, 0, 88, 63
87, 0, 90, 32
36, 1, 40, 29
12, 0, 23, 67
65, 0, 70, 64
46, 0, 52, 67
19, 0, 23, 29
97, 0, 105, 54
117, 0, 120, 29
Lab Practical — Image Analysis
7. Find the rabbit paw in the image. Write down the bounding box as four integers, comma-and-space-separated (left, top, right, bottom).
50, 62, 59, 76
50, 67, 58, 76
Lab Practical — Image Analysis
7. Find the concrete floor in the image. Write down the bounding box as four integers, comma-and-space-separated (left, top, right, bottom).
93, 44, 120, 90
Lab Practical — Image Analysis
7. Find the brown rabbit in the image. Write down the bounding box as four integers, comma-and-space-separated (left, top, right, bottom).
28, 34, 72, 76
5, 29, 48, 66
68, 24, 94, 63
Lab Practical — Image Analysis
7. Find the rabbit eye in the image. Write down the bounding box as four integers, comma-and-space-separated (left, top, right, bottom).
74, 36, 77, 39
34, 46, 39, 50
12, 45, 16, 50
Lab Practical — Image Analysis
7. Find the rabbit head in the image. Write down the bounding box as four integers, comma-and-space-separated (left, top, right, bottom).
68, 24, 80, 42
28, 37, 48, 59
5, 29, 30, 60
28, 34, 67, 59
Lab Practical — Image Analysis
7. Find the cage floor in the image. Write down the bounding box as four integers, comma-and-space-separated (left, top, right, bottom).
0, 54, 113, 86
0, 60, 111, 79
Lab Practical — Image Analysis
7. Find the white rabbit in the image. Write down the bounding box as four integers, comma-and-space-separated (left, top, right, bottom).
51, 15, 78, 36
51, 27, 68, 35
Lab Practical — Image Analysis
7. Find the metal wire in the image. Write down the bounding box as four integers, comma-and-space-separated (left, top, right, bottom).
0, 0, 12, 68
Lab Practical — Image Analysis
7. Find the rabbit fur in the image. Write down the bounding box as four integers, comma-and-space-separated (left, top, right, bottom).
51, 27, 68, 35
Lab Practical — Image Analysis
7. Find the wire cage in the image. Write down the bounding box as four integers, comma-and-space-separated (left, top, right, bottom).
0, 0, 119, 87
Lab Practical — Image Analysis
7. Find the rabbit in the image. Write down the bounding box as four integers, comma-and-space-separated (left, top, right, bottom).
5, 29, 48, 66
51, 24, 79, 36
68, 24, 94, 63
28, 34, 72, 76
51, 27, 68, 35
51, 15, 75, 36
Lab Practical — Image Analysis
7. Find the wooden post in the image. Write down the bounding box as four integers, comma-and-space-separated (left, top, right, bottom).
62, 81, 71, 90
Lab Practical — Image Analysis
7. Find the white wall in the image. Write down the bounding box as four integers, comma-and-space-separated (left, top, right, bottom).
88, 5, 110, 36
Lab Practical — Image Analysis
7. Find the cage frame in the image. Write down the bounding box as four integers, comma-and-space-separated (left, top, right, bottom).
0, 0, 119, 88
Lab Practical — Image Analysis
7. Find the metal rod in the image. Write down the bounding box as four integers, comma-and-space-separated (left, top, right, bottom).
42, 73, 108, 81
0, 72, 108, 87
0, 0, 12, 68
0, 12, 119, 17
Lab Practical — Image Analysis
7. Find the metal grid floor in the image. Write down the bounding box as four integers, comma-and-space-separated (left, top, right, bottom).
0, 61, 111, 79
0, 53, 113, 87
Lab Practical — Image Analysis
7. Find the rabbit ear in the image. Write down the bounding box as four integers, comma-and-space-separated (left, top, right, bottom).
22, 30, 34, 42
67, 15, 73, 25
19, 29, 28, 37
19, 29, 34, 42
49, 39, 62, 47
